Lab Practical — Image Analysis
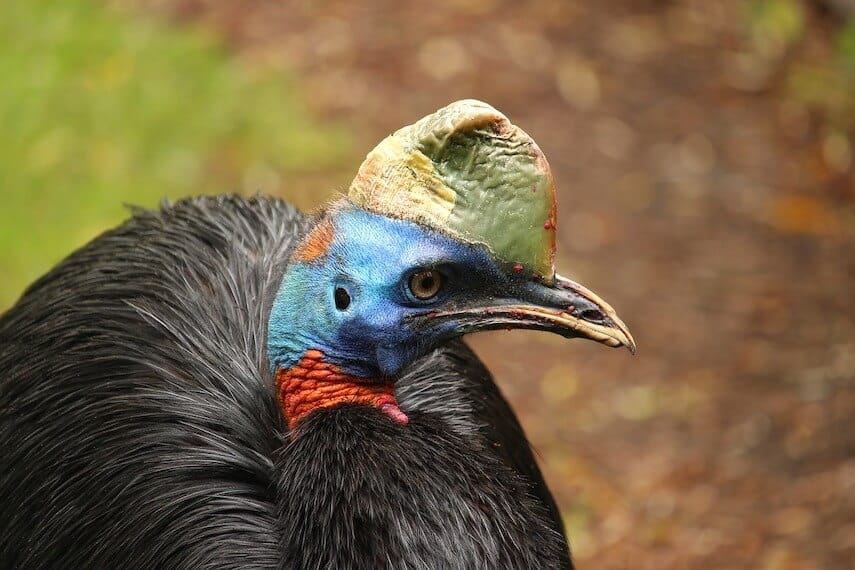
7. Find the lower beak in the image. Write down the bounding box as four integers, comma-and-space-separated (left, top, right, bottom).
424, 274, 636, 353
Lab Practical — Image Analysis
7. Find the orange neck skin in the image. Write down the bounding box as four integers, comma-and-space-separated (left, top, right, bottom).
276, 349, 409, 432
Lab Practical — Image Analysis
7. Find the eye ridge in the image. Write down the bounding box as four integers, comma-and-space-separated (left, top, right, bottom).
334, 287, 351, 310
408, 269, 444, 301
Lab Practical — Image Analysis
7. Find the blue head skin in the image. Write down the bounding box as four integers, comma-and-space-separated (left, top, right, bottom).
268, 205, 634, 379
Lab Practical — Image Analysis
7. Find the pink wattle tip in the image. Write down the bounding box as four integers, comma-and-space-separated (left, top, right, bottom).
377, 397, 409, 425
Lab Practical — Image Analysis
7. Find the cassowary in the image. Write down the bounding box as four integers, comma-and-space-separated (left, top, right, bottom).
0, 100, 634, 569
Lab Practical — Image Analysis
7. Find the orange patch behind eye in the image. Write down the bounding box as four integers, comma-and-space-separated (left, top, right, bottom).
292, 219, 335, 263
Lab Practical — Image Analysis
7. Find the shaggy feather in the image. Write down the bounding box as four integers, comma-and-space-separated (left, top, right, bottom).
0, 195, 571, 569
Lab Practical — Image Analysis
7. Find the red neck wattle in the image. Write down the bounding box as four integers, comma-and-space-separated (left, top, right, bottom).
276, 349, 409, 432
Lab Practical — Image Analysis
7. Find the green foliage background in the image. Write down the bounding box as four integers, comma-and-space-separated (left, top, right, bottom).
0, 0, 349, 309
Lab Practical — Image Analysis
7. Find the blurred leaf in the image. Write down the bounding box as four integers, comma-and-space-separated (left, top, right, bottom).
838, 21, 855, 65
767, 195, 838, 235
0, 0, 350, 309
747, 0, 805, 48
788, 63, 855, 132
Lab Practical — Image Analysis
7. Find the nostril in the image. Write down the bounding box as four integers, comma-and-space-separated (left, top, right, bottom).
579, 308, 605, 323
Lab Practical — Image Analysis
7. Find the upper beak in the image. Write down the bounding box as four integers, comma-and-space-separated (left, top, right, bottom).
420, 273, 636, 354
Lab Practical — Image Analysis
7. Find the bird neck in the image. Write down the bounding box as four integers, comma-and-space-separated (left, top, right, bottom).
275, 349, 409, 432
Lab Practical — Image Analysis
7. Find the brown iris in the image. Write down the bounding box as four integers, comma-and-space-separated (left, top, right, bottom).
408, 269, 443, 301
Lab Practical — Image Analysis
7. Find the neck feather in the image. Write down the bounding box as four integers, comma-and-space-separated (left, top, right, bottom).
276, 349, 409, 431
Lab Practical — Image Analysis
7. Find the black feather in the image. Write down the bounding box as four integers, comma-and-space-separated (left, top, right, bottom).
0, 195, 571, 568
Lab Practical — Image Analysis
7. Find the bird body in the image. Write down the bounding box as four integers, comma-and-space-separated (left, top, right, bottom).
0, 100, 634, 568
0, 196, 569, 568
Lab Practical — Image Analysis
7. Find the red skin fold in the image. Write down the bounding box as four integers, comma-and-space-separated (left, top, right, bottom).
276, 349, 408, 432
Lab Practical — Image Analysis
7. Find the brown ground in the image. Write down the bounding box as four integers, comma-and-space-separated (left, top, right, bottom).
126, 1, 853, 567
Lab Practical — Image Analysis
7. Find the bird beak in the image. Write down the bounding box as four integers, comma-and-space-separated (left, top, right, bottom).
420, 273, 636, 354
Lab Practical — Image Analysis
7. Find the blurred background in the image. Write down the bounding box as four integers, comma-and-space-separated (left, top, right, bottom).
2, 0, 853, 567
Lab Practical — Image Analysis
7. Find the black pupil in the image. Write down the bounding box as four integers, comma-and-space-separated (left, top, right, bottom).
420, 275, 434, 291
334, 287, 350, 310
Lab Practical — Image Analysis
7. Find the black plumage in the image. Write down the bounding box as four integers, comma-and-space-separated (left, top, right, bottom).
0, 196, 571, 569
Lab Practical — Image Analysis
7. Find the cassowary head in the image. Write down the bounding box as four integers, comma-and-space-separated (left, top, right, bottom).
268, 100, 634, 429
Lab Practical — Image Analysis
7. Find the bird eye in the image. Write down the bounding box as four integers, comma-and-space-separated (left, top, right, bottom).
334, 287, 351, 310
408, 269, 443, 301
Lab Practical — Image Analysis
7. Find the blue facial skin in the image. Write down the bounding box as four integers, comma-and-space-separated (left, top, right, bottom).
267, 208, 511, 378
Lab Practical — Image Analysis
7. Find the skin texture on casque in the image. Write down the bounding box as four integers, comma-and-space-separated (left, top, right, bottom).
0, 196, 572, 569
348, 99, 557, 279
